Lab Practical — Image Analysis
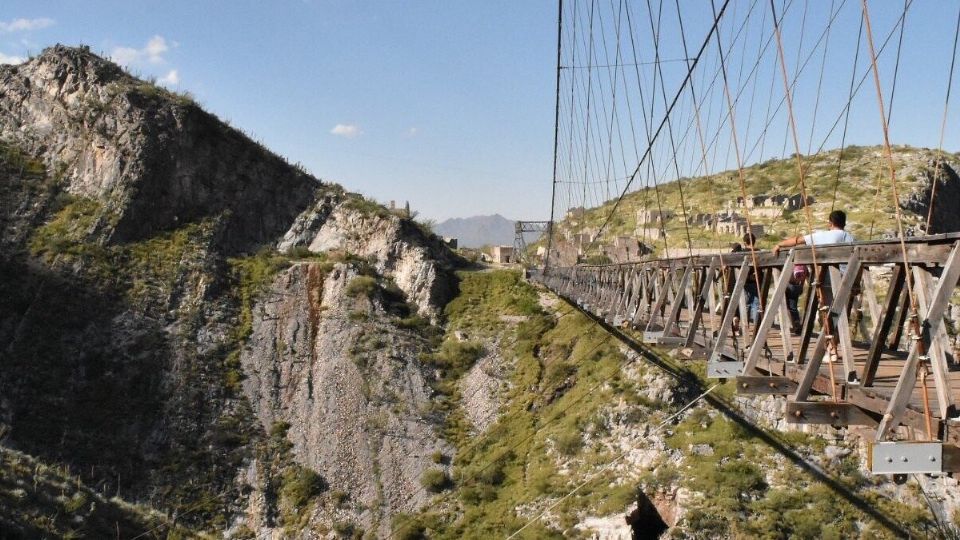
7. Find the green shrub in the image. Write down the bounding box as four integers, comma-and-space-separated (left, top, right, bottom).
62, 491, 89, 513
477, 459, 507, 486
344, 196, 389, 218
396, 315, 430, 331
427, 340, 483, 374
332, 520, 356, 538
270, 421, 291, 438
553, 431, 582, 456
28, 197, 103, 260
420, 468, 451, 493
393, 515, 428, 540
331, 489, 349, 508
280, 466, 327, 508
345, 275, 377, 298
430, 450, 444, 464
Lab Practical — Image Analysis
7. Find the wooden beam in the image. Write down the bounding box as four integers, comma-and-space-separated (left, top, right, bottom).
707, 259, 750, 363
736, 376, 797, 395
786, 401, 878, 426
685, 259, 718, 348
662, 262, 694, 336
795, 281, 819, 364
863, 264, 905, 386
774, 267, 795, 363
862, 269, 882, 335
828, 264, 860, 383
913, 266, 957, 421
943, 445, 960, 473
640, 268, 670, 331
876, 242, 960, 441
742, 253, 795, 374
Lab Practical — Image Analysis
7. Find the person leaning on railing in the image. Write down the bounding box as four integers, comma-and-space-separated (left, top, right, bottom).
771, 210, 854, 255
772, 210, 855, 333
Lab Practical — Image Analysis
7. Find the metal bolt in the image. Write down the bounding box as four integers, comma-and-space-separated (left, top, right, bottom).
902, 456, 909, 462
741, 383, 748, 389
794, 410, 803, 418
930, 456, 937, 462
886, 457, 893, 463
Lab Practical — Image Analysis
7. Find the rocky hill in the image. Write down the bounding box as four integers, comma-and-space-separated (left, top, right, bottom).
434, 214, 519, 248
550, 144, 960, 261
0, 45, 462, 537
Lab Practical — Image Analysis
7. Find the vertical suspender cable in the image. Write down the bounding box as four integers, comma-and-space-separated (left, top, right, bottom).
860, 0, 933, 439
768, 0, 840, 401
926, 5, 960, 233
831, 9, 863, 213
711, 0, 766, 325
591, 0, 731, 245
545, 0, 565, 272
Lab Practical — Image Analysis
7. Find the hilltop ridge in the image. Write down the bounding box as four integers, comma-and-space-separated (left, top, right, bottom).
547, 144, 960, 263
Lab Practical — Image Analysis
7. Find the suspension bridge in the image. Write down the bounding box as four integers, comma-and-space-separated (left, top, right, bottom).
534, 0, 960, 477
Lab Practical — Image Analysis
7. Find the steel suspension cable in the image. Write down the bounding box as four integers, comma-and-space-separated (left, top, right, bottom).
545, 0, 565, 271
591, 0, 732, 245
866, 1, 908, 240
805, 0, 835, 156
769, 0, 840, 402
860, 0, 933, 439
830, 8, 863, 213
925, 4, 960, 233
711, 0, 766, 326
645, 0, 694, 257
623, 0, 672, 255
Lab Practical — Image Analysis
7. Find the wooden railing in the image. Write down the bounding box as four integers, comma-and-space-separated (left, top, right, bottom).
534, 232, 960, 474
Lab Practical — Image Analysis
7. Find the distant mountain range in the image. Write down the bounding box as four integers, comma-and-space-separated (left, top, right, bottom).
434, 214, 520, 248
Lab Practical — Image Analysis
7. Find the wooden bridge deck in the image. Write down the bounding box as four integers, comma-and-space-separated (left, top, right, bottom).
536, 234, 960, 470
670, 318, 960, 426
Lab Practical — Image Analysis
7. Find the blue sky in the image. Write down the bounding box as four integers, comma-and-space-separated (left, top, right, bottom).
1, 1, 558, 221
1, 2, 958, 221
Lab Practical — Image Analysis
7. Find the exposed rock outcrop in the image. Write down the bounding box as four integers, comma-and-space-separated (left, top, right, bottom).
241, 262, 451, 534
0, 45, 461, 536
901, 158, 960, 234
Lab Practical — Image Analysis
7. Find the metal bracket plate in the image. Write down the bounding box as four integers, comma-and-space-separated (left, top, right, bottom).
656, 336, 687, 345
707, 361, 743, 378
643, 331, 663, 344
870, 442, 943, 474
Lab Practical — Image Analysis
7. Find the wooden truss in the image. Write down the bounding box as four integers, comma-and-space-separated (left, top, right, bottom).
537, 233, 960, 474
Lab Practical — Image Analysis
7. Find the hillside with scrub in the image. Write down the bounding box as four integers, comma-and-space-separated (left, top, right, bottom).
391, 270, 947, 539
552, 144, 960, 259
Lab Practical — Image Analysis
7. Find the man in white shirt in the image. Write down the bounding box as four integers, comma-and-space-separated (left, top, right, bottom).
772, 210, 854, 255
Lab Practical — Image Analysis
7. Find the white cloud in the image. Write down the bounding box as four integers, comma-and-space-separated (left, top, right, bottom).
0, 18, 55, 33
0, 53, 23, 65
330, 124, 362, 138
110, 46, 140, 67
405, 127, 419, 138
110, 35, 173, 67
0, 52, 25, 64
144, 36, 169, 63
159, 69, 179, 85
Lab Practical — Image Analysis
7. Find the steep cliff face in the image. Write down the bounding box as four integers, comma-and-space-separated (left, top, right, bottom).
0, 45, 460, 536
241, 262, 451, 535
